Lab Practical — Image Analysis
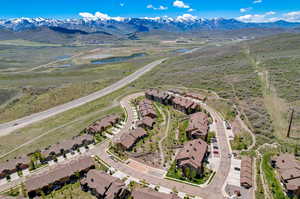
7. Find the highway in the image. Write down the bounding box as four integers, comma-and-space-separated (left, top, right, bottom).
0, 58, 167, 137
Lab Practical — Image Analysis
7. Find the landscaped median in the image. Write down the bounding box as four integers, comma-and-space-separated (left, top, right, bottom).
165, 162, 214, 186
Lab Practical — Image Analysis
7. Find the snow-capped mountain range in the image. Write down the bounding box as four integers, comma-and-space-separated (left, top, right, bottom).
1, 16, 300, 32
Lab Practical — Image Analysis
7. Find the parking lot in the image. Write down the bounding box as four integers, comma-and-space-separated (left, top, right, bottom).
226, 158, 241, 187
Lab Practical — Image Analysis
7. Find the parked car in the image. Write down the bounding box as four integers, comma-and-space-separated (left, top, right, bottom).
234, 167, 240, 171
213, 145, 218, 149
225, 121, 231, 129
213, 151, 219, 154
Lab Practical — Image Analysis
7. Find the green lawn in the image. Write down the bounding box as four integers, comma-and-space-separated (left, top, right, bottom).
166, 162, 212, 185
44, 182, 95, 199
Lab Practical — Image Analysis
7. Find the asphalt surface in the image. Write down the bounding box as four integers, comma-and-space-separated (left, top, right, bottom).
0, 58, 167, 137
98, 93, 232, 199
0, 92, 231, 199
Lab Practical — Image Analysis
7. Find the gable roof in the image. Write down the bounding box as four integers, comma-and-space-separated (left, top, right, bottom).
87, 114, 119, 133
146, 89, 170, 100
186, 112, 209, 137
118, 128, 147, 149
172, 96, 196, 109
176, 138, 208, 168
42, 134, 94, 157
82, 169, 125, 199
25, 156, 94, 192
240, 156, 253, 186
273, 153, 300, 191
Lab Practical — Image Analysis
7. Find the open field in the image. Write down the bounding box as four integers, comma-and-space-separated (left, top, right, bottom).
131, 33, 300, 144
0, 86, 141, 161
0, 39, 206, 123
0, 39, 61, 47
1, 34, 299, 166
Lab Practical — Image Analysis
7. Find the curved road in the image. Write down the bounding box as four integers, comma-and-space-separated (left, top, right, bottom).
0, 91, 231, 199
0, 58, 167, 137
96, 92, 231, 199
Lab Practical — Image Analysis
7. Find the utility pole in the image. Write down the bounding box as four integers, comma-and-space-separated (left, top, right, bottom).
287, 108, 294, 138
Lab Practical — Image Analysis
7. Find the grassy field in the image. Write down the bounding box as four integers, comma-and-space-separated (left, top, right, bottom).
1, 34, 299, 175
0, 86, 141, 161
0, 39, 61, 47
230, 130, 252, 150
0, 56, 157, 123
131, 34, 300, 144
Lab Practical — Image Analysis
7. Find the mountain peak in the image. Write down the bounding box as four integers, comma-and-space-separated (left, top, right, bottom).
0, 16, 299, 32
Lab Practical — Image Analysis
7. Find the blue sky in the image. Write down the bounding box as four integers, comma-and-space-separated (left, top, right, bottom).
1, 0, 300, 22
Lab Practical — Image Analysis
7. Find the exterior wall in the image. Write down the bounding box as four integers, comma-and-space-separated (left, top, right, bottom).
186, 131, 207, 141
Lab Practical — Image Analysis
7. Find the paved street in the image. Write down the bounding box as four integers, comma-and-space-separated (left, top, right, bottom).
0, 91, 232, 199
93, 92, 232, 199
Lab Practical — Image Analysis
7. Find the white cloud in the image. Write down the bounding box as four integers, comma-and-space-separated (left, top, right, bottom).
283, 11, 300, 22
147, 4, 168, 10
173, 0, 190, 8
188, 8, 195, 12
236, 11, 277, 23
79, 12, 98, 21
253, 0, 262, 3
240, 7, 252, 13
176, 14, 197, 22
79, 11, 125, 21
143, 17, 161, 21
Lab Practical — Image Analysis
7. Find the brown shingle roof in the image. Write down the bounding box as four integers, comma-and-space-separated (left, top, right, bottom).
172, 96, 196, 110
146, 89, 170, 100
25, 156, 94, 192
138, 117, 155, 128
82, 170, 125, 199
273, 153, 300, 191
118, 128, 147, 150
131, 188, 181, 199
185, 92, 205, 101
240, 156, 253, 187
139, 99, 157, 118
176, 139, 208, 169
87, 114, 119, 133
186, 112, 209, 137
42, 134, 94, 157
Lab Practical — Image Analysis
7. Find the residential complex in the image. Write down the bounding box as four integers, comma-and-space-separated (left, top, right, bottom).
240, 156, 253, 189
86, 115, 120, 134
175, 139, 208, 176
186, 112, 209, 140
272, 153, 300, 197
25, 156, 95, 198
116, 127, 148, 150
81, 169, 130, 199
41, 134, 94, 162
